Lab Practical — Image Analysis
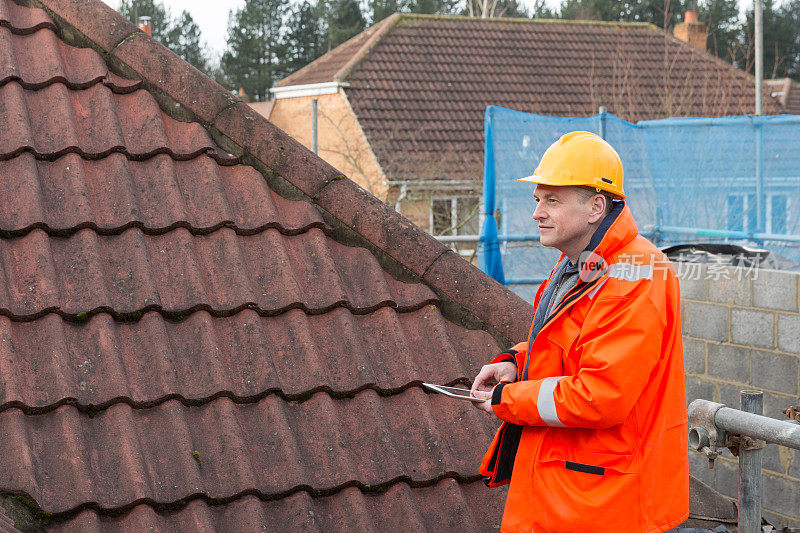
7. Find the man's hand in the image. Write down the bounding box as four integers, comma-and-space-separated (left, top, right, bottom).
470, 361, 516, 414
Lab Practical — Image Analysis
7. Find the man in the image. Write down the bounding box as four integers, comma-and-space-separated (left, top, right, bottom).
471, 131, 688, 532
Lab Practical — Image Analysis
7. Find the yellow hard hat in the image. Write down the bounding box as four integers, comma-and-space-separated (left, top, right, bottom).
518, 131, 625, 199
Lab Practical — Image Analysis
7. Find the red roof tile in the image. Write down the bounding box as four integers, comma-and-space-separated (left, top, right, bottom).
0, 227, 441, 318
0, 153, 320, 234
0, 306, 499, 409
2, 391, 502, 514
0, 0, 529, 529
277, 15, 781, 183
0, 82, 233, 162
54, 481, 506, 532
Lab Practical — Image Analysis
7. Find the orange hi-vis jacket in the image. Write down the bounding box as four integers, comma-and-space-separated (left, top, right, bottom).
479, 203, 689, 532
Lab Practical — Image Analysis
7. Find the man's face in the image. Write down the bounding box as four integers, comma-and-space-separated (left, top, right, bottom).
532, 184, 598, 256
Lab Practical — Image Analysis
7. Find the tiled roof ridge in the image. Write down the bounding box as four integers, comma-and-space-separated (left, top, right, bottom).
397, 12, 657, 28
0, 379, 470, 419
30, 0, 532, 345
7, 471, 487, 527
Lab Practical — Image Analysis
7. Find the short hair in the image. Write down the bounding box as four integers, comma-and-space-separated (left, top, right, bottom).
576, 186, 616, 216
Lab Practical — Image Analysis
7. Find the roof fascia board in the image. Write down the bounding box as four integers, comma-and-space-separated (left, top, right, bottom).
270, 82, 350, 99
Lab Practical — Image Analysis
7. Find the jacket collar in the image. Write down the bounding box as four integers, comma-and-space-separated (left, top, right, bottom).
589, 201, 638, 262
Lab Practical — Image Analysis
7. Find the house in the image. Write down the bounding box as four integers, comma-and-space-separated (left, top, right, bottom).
263, 13, 782, 253
0, 0, 746, 529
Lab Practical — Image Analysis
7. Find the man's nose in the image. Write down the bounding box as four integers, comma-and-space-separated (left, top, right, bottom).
532, 202, 546, 221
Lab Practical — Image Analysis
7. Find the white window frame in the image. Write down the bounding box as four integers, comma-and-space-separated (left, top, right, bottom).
766, 193, 789, 234
726, 192, 790, 234
726, 193, 755, 233
430, 194, 480, 256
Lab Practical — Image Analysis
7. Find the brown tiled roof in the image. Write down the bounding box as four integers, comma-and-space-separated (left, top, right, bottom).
277, 15, 782, 183
0, 0, 533, 529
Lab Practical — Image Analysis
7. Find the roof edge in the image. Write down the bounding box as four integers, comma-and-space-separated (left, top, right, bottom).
334, 13, 401, 82
31, 0, 532, 345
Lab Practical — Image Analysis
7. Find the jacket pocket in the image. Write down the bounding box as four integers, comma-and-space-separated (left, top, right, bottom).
532, 449, 643, 531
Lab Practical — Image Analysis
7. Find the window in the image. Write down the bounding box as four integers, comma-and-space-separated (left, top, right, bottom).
726, 194, 757, 232
431, 195, 480, 256
431, 196, 479, 236
726, 193, 787, 234
726, 195, 743, 231
769, 194, 787, 234
431, 198, 454, 236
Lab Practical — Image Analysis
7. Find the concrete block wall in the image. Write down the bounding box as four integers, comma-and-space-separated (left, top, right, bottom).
679, 266, 800, 528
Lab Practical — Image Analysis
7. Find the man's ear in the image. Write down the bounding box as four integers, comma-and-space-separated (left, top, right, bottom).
588, 194, 606, 223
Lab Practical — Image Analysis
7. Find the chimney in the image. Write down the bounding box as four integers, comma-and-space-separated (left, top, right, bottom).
138, 16, 152, 36
673, 7, 707, 50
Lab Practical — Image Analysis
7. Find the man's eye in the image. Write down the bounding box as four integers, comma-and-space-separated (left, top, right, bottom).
548, 199, 558, 204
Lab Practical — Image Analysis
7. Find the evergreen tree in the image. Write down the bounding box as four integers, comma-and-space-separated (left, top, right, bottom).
221, 0, 290, 102
622, 0, 687, 27
328, 0, 366, 48
119, 0, 170, 41
529, 0, 557, 18
698, 0, 740, 60
559, 0, 624, 21
118, 0, 209, 72
285, 1, 325, 73
408, 0, 460, 14
740, 0, 800, 78
163, 12, 208, 72
371, 0, 402, 23
559, 0, 687, 26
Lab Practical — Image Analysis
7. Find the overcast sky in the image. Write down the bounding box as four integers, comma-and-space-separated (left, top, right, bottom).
101, 0, 757, 62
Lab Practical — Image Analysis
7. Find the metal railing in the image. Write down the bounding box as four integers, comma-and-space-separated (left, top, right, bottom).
688, 391, 800, 532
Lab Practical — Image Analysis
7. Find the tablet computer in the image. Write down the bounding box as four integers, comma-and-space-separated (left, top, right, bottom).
422, 383, 486, 402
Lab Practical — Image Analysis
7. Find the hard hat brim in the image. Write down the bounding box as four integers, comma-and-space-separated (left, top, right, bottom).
516, 174, 564, 186
516, 174, 626, 199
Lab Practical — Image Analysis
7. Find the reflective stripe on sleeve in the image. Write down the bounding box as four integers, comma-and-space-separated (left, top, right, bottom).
537, 376, 566, 427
